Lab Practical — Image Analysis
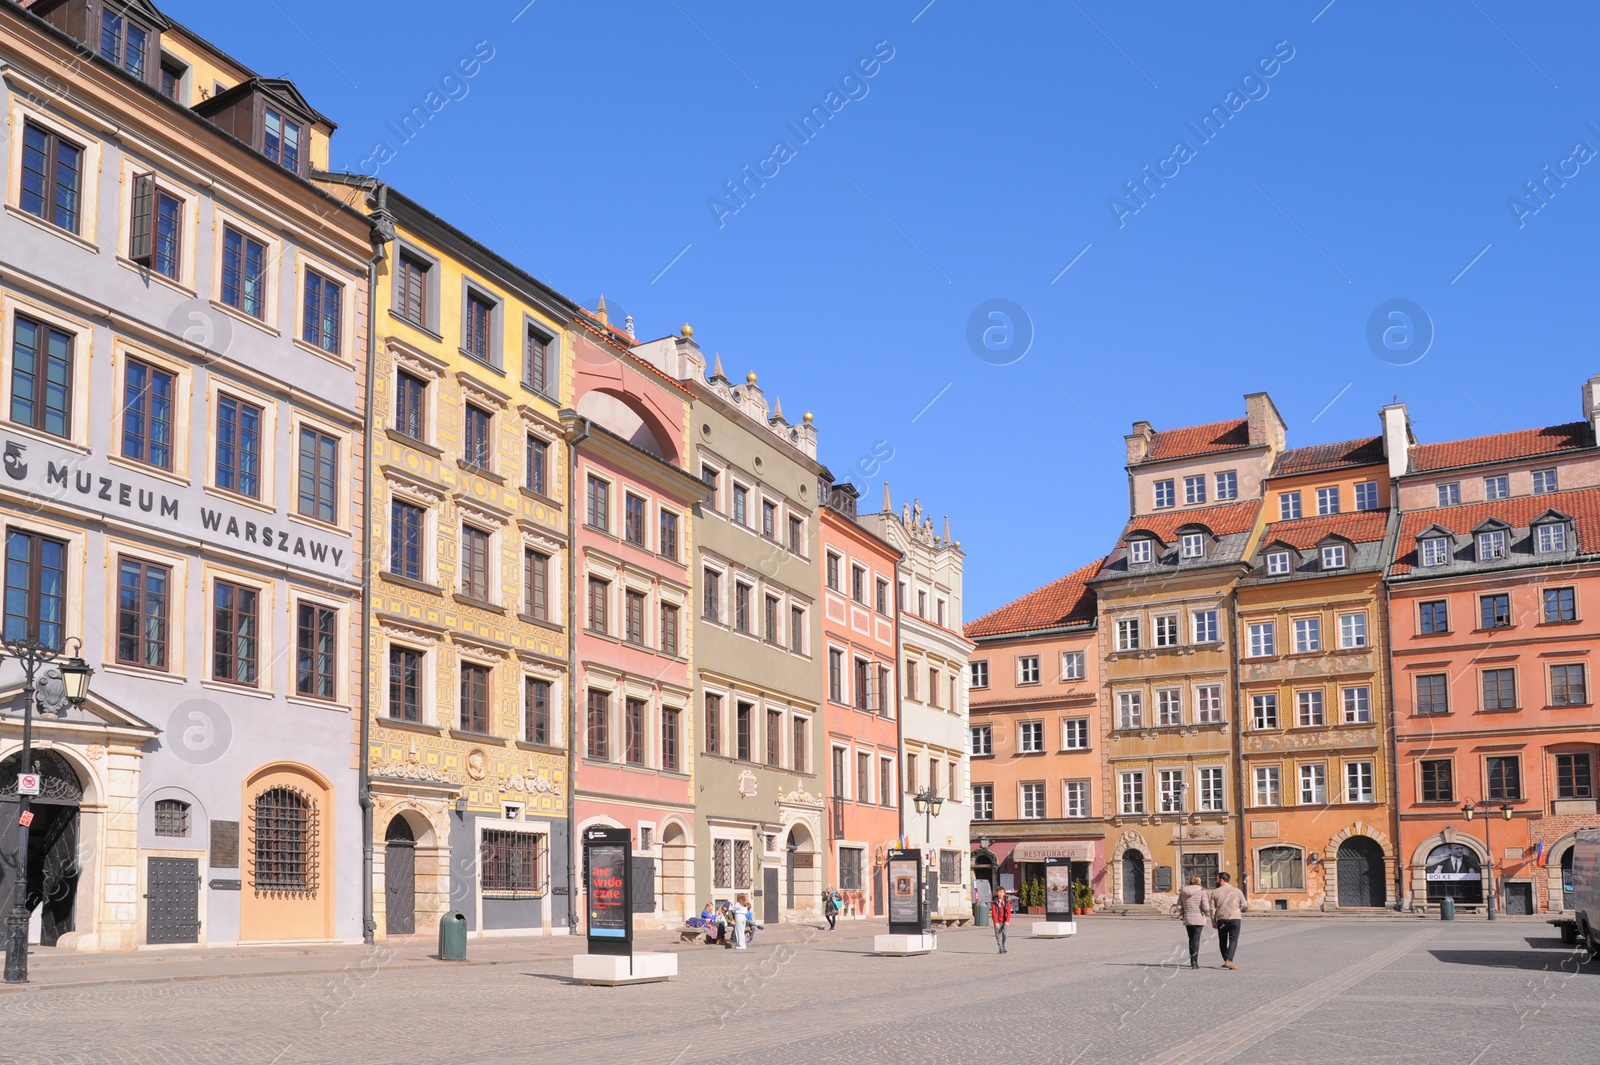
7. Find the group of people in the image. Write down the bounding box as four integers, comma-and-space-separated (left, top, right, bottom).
1174, 871, 1247, 969
689, 896, 756, 949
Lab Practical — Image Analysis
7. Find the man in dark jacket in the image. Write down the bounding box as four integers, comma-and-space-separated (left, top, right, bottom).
991, 887, 1013, 954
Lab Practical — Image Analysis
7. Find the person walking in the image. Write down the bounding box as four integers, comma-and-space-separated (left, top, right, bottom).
991, 887, 1013, 954
823, 887, 841, 930
733, 893, 751, 950
1175, 875, 1207, 969
1206, 871, 1247, 969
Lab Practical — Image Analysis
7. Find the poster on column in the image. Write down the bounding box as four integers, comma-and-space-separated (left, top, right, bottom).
887, 849, 922, 933
1044, 857, 1074, 920
584, 826, 632, 956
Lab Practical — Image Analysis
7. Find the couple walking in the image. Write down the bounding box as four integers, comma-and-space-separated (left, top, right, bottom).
1175, 871, 1246, 969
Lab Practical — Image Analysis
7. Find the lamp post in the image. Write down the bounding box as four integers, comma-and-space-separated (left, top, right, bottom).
1173, 780, 1188, 888
1460, 799, 1515, 921
912, 787, 943, 925
3, 635, 93, 984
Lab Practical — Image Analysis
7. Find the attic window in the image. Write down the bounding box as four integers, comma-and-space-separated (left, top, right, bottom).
1179, 532, 1205, 560
1419, 536, 1450, 567
263, 108, 302, 172
1535, 522, 1568, 554
1321, 544, 1347, 570
1266, 550, 1291, 576
1477, 530, 1507, 561
100, 6, 152, 81
1129, 539, 1154, 565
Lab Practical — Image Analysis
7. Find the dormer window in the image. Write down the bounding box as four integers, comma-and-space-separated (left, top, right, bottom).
100, 6, 152, 81
1129, 539, 1154, 565
1419, 536, 1450, 567
1321, 544, 1347, 569
1536, 522, 1569, 554
1179, 532, 1205, 560
1477, 529, 1507, 561
1266, 550, 1291, 576
264, 108, 302, 171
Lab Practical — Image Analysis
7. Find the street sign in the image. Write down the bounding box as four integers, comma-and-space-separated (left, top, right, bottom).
16, 773, 40, 796
18, 810, 33, 828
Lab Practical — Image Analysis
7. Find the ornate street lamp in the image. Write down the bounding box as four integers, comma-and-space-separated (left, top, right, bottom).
3, 635, 93, 984
1460, 799, 1515, 921
912, 787, 943, 926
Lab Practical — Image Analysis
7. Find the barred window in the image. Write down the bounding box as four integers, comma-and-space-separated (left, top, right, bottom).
713, 838, 733, 891
939, 849, 960, 885
840, 847, 864, 891
734, 839, 753, 890
251, 787, 318, 897
154, 799, 190, 838
481, 829, 540, 894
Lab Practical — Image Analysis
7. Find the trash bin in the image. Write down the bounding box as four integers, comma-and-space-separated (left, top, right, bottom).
438, 911, 468, 960
973, 897, 991, 926
1439, 898, 1456, 921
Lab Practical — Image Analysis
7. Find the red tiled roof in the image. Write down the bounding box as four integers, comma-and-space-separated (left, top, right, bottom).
1260, 510, 1389, 550
1143, 419, 1252, 463
1390, 487, 1600, 574
1409, 421, 1591, 473
1123, 500, 1262, 545
966, 558, 1104, 638
1271, 436, 1385, 477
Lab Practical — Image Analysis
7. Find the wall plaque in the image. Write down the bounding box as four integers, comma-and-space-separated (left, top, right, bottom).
1249, 820, 1279, 839
210, 820, 240, 868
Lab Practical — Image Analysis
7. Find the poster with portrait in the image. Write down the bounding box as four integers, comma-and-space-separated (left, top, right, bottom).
888, 852, 922, 929
1425, 842, 1482, 881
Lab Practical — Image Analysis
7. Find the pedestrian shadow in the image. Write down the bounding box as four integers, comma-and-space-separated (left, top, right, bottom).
1429, 949, 1594, 972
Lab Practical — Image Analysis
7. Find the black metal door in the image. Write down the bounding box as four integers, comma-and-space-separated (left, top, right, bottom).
147, 857, 199, 944
1122, 851, 1145, 904
785, 848, 795, 909
762, 867, 779, 923
1505, 881, 1534, 916
1337, 837, 1386, 907
385, 843, 415, 935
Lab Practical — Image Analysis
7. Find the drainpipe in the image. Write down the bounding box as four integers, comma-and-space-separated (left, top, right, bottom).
564, 413, 590, 931
1381, 577, 1405, 909
1226, 591, 1248, 895
895, 561, 906, 843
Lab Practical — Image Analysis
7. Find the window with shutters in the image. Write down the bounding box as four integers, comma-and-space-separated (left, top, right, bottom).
853, 658, 872, 711
129, 175, 183, 280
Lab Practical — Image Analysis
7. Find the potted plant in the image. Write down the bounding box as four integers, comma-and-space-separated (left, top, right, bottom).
1024, 879, 1047, 914
1073, 882, 1094, 915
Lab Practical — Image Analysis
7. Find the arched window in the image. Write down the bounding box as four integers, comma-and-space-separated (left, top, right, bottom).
251, 786, 319, 897
1258, 846, 1304, 890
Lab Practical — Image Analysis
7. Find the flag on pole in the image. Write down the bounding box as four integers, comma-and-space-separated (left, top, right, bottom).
1535, 840, 1546, 866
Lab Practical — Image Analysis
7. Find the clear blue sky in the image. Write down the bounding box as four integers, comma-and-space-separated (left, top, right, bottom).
167, 0, 1600, 619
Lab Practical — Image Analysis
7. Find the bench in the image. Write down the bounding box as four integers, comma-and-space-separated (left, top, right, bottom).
678, 927, 706, 943
930, 915, 972, 928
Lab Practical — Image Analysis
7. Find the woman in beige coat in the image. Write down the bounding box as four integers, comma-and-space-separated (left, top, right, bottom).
1176, 875, 1208, 969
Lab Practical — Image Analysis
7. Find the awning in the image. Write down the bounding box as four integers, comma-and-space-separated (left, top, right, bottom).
1013, 841, 1096, 863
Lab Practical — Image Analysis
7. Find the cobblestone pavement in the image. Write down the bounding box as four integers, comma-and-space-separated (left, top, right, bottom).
2, 916, 1597, 1064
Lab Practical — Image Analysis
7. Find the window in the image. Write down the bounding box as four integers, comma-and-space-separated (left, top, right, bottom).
970, 661, 989, 689
130, 178, 183, 281
828, 649, 844, 703
586, 690, 609, 758
736, 703, 753, 761
211, 579, 258, 685
154, 799, 190, 838
461, 526, 491, 601
525, 326, 554, 394
524, 549, 549, 620
116, 558, 169, 669
1128, 539, 1153, 565
1279, 491, 1302, 520
1117, 691, 1143, 729
792, 717, 808, 774
789, 516, 804, 554
122, 359, 175, 470
625, 698, 646, 765
1062, 718, 1089, 749
252, 787, 316, 896
1480, 593, 1512, 629
1419, 537, 1450, 567
221, 226, 267, 319
1254, 766, 1281, 806
1557, 753, 1593, 799
1421, 759, 1453, 803
1552, 663, 1589, 707
458, 663, 490, 733
261, 107, 301, 171
972, 784, 994, 821
1192, 609, 1218, 643
302, 270, 342, 354
20, 122, 83, 233
1019, 655, 1041, 684
1064, 781, 1089, 818
1420, 599, 1449, 634
1184, 475, 1206, 505
1321, 544, 1346, 570
1061, 650, 1085, 680
459, 404, 492, 471
397, 255, 429, 327
1537, 522, 1568, 554
1196, 684, 1222, 724
1251, 693, 1278, 729
734, 583, 751, 633
765, 710, 782, 766
904, 753, 917, 794
215, 395, 262, 498
1116, 618, 1141, 652
99, 6, 151, 78
480, 830, 539, 895
1354, 481, 1379, 511
1486, 756, 1521, 801
763, 501, 778, 540
1338, 612, 1367, 649
732, 485, 748, 526
1477, 529, 1507, 561
386, 373, 426, 444
9, 315, 73, 439
585, 476, 609, 531
1019, 721, 1044, 753
1266, 550, 1291, 576
464, 292, 494, 363
1316, 486, 1340, 515
1024, 780, 1049, 818
702, 568, 720, 622
1154, 479, 1175, 508
658, 511, 678, 560
1479, 668, 1517, 711
876, 578, 890, 615
525, 679, 551, 746
585, 575, 608, 633
1296, 690, 1324, 727
1484, 474, 1510, 501
1545, 587, 1576, 623
855, 753, 872, 805
970, 724, 992, 756
1416, 673, 1449, 715
297, 427, 339, 524
853, 658, 871, 709
1248, 621, 1275, 657
1215, 471, 1238, 500
159, 58, 185, 101
790, 606, 805, 653
1119, 772, 1145, 815
1157, 769, 1184, 813
703, 694, 722, 755
624, 590, 645, 644
1258, 847, 1303, 890
295, 602, 337, 701
1157, 688, 1181, 726
1179, 533, 1205, 560
1533, 469, 1558, 494
660, 603, 679, 656
623, 494, 647, 548
1154, 614, 1179, 647
389, 647, 422, 722
1341, 686, 1371, 723
1437, 482, 1461, 506
825, 553, 840, 591
1299, 764, 1326, 805
390, 501, 424, 580
1198, 767, 1224, 812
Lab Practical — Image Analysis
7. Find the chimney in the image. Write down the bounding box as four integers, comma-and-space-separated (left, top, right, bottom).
1245, 392, 1286, 450
1583, 375, 1600, 444
1125, 420, 1155, 465
1380, 402, 1413, 480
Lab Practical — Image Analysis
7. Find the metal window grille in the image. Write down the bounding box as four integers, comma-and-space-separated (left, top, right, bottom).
154, 799, 189, 838
250, 786, 319, 898
734, 840, 753, 890
480, 829, 541, 894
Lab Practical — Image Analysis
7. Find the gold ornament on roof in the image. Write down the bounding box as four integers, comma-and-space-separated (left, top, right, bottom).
681, 323, 693, 337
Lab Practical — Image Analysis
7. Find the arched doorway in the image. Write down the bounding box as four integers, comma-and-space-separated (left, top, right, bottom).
239, 764, 335, 942
659, 822, 691, 925
784, 823, 819, 922
384, 816, 416, 935
1336, 836, 1387, 908
1, 749, 84, 945
1425, 842, 1483, 905
1122, 850, 1146, 905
